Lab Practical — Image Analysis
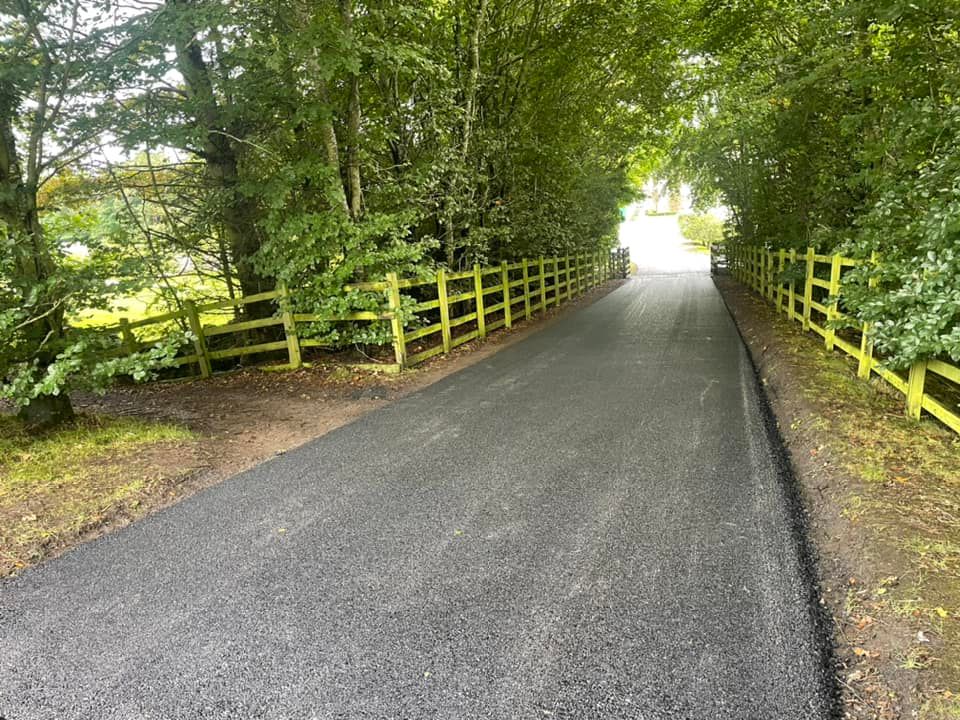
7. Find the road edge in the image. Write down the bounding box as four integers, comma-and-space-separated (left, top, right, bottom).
712, 273, 844, 719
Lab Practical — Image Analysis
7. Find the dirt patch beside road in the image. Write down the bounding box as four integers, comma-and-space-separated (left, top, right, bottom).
717, 275, 960, 720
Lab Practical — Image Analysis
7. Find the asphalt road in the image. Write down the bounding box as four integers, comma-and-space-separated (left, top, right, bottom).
0, 274, 835, 719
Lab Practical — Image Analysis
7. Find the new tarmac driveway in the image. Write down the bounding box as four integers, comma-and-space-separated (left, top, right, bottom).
1, 274, 835, 719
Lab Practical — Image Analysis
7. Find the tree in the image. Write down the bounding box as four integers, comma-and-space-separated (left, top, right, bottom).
676, 0, 960, 368
3, 0, 691, 428
0, 0, 181, 428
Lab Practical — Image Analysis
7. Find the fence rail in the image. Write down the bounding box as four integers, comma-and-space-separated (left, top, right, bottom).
102, 248, 631, 380
726, 245, 960, 435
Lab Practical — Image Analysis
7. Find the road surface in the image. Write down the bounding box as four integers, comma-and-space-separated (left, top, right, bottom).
0, 219, 834, 719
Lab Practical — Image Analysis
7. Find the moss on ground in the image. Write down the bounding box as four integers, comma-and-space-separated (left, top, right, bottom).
0, 414, 194, 576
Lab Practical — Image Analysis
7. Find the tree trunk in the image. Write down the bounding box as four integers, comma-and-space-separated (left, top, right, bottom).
169, 0, 272, 316
293, 0, 352, 219
462, 0, 488, 159
317, 77, 351, 218
0, 80, 75, 429
340, 0, 363, 220
18, 394, 75, 431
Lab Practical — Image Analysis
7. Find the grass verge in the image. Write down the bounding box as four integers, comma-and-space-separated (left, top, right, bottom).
0, 414, 194, 577
799, 336, 960, 717
717, 277, 960, 719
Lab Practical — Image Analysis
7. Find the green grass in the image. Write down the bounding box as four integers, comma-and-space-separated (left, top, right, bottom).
73, 275, 232, 329
749, 292, 960, 708
0, 414, 194, 576
75, 290, 157, 327
682, 241, 711, 256
922, 695, 960, 720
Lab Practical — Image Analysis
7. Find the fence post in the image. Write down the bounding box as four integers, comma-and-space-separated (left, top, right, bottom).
857, 252, 878, 379
825, 253, 842, 351
757, 247, 764, 292
761, 250, 768, 297
118, 318, 137, 355
802, 247, 814, 331
788, 249, 797, 321
756, 248, 763, 294
906, 359, 928, 420
538, 257, 547, 312
473, 264, 486, 338
437, 268, 452, 353
386, 272, 407, 368
278, 281, 302, 370
765, 250, 773, 298
769, 250, 776, 302
563, 256, 570, 302
765, 249, 771, 295
777, 249, 786, 312
500, 261, 512, 329
554, 256, 561, 306
768, 251, 777, 301
521, 259, 531, 320
184, 300, 212, 378
857, 326, 874, 379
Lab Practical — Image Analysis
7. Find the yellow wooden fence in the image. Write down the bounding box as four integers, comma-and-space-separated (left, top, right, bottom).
728, 245, 960, 435
107, 248, 631, 378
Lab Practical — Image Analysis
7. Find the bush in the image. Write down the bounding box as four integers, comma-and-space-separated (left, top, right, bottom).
678, 214, 724, 250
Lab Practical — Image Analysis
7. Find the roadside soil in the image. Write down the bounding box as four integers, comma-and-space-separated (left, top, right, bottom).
0, 282, 623, 577
716, 275, 960, 720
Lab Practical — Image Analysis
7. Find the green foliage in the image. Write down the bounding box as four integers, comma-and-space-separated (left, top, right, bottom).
678, 214, 725, 251
1, 0, 688, 418
0, 216, 188, 409
1, 0, 680, 401
678, 0, 960, 368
